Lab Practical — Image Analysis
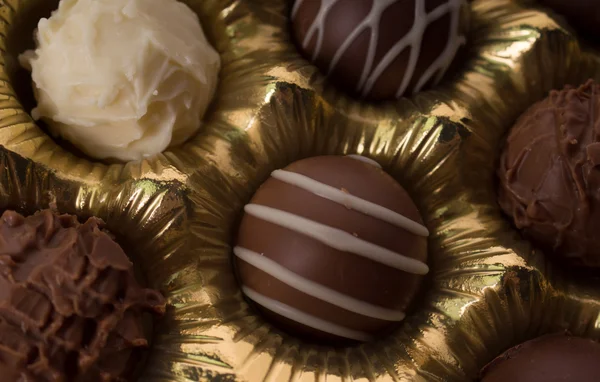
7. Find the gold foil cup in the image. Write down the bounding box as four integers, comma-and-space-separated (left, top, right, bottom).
1, 0, 600, 381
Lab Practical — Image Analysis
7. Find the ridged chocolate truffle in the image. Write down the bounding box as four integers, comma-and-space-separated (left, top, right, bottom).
0, 209, 166, 381
498, 80, 600, 267
234, 155, 429, 342
538, 0, 600, 41
290, 0, 468, 101
479, 334, 600, 382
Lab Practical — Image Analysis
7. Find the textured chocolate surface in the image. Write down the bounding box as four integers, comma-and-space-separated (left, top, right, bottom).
0, 209, 166, 381
479, 334, 600, 382
538, 0, 600, 41
498, 80, 600, 268
290, 0, 467, 101
234, 156, 429, 342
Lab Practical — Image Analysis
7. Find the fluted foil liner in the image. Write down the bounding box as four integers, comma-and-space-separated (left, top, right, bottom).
0, 0, 599, 381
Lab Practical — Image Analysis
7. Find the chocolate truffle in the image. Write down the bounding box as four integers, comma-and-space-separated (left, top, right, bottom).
498, 80, 600, 267
19, 0, 221, 162
290, 0, 468, 101
0, 209, 166, 381
538, 0, 600, 41
234, 155, 429, 342
479, 334, 600, 382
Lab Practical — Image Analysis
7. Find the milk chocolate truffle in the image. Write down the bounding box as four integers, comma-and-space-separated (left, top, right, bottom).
290, 0, 468, 101
498, 80, 600, 267
0, 209, 166, 381
538, 0, 600, 41
234, 155, 429, 342
479, 334, 600, 382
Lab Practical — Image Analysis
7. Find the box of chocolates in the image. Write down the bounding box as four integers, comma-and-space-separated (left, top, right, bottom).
0, 0, 599, 381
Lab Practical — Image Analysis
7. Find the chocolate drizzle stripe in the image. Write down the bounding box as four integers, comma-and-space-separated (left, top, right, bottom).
346, 154, 382, 168
244, 204, 430, 275
234, 247, 407, 321
242, 286, 374, 341
410, 0, 465, 95
290, 0, 304, 19
325, 0, 397, 87
271, 169, 429, 236
294, 0, 465, 97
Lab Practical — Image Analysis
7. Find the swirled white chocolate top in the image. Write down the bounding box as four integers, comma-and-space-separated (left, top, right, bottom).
20, 0, 221, 161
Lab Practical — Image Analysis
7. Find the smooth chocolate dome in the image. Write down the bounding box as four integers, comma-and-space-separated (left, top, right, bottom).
480, 334, 600, 382
290, 0, 468, 101
234, 155, 429, 343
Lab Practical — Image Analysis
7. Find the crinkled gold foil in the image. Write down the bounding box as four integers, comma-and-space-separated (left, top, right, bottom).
0, 0, 600, 381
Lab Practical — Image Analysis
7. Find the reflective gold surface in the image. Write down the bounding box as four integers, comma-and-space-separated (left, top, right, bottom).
0, 0, 599, 381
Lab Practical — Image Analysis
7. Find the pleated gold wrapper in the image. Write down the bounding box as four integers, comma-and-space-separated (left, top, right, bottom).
1, 0, 600, 381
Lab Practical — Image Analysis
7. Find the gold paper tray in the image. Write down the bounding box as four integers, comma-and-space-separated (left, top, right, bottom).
0, 0, 600, 381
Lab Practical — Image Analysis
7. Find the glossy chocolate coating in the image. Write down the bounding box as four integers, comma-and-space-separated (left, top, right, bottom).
0, 209, 166, 381
234, 156, 428, 342
498, 80, 600, 267
538, 0, 600, 41
290, 0, 468, 101
480, 334, 600, 382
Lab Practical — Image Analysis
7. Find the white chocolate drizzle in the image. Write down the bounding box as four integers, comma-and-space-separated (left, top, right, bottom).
243, 204, 429, 275
242, 286, 373, 342
271, 169, 429, 237
292, 0, 466, 98
346, 154, 382, 168
234, 247, 406, 321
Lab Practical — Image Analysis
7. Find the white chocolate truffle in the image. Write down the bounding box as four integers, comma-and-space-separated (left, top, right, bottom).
19, 0, 221, 161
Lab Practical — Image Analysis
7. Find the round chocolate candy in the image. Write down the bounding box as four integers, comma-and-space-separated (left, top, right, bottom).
0, 209, 166, 380
497, 80, 600, 268
234, 155, 429, 342
538, 0, 600, 41
479, 334, 600, 382
290, 0, 468, 101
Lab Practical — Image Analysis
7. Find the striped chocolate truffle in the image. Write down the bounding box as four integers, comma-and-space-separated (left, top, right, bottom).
234, 155, 429, 342
291, 0, 468, 101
